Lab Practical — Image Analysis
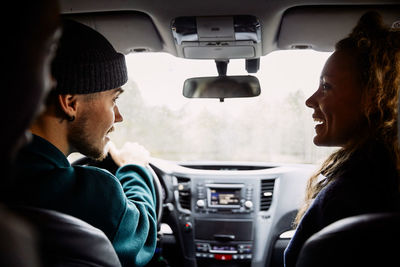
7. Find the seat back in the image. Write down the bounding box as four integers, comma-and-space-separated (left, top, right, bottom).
13, 206, 121, 267
295, 213, 400, 267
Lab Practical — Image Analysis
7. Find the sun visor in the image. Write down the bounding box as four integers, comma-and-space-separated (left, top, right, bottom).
278, 6, 400, 52
64, 12, 162, 55
172, 15, 261, 59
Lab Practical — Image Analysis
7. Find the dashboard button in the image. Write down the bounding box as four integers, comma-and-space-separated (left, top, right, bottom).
244, 200, 253, 209
215, 254, 232, 261
184, 222, 192, 232
196, 199, 205, 208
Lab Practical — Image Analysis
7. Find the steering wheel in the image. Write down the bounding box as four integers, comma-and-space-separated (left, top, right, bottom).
71, 155, 163, 225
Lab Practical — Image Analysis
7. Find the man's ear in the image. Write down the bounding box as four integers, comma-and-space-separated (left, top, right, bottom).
58, 94, 78, 118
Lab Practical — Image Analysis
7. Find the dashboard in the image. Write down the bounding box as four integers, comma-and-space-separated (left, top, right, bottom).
150, 159, 316, 267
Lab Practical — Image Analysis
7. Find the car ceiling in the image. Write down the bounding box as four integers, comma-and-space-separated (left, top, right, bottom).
59, 0, 400, 58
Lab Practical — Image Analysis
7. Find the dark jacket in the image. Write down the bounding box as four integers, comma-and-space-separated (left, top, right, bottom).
284, 142, 400, 267
9, 135, 157, 267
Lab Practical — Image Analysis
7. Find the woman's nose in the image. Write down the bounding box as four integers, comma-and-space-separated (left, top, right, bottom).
305, 91, 317, 108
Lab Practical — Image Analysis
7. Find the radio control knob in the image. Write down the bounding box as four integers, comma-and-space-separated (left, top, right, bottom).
197, 199, 205, 208
244, 200, 253, 209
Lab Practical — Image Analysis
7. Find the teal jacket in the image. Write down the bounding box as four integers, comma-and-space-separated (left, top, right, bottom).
10, 135, 157, 266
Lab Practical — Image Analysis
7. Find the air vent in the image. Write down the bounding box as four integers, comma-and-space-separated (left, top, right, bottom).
176, 176, 191, 210
260, 179, 275, 211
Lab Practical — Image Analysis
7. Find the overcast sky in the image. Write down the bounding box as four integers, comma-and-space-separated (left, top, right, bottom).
125, 50, 332, 110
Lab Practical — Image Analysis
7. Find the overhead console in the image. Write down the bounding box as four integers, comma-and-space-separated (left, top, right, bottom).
171, 15, 262, 60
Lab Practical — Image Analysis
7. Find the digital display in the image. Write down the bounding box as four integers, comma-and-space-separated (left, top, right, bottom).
209, 188, 241, 207
212, 245, 237, 252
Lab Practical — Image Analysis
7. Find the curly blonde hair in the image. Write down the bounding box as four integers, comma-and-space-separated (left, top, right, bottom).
294, 11, 400, 227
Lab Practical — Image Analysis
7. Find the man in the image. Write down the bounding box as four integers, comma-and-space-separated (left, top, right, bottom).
10, 19, 157, 267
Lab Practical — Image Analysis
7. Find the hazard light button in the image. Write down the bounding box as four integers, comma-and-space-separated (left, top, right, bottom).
214, 254, 232, 261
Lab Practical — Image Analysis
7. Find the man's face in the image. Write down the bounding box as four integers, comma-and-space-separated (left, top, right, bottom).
68, 88, 124, 160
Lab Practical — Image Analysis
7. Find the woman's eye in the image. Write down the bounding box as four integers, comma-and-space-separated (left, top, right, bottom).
321, 83, 331, 90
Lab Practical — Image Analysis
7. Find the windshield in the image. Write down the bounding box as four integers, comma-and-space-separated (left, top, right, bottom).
109, 50, 337, 164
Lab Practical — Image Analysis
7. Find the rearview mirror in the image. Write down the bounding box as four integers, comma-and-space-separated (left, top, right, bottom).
183, 75, 261, 100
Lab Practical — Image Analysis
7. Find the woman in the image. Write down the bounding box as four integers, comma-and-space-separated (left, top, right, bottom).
284, 11, 400, 267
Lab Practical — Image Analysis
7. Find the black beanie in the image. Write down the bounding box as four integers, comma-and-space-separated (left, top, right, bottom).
52, 19, 128, 94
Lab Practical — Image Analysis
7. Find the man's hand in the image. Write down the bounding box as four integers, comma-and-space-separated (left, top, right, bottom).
107, 141, 150, 167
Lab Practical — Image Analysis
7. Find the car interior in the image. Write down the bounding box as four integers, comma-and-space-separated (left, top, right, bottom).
16, 0, 400, 266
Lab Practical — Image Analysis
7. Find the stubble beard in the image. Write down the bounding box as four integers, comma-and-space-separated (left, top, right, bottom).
68, 114, 107, 161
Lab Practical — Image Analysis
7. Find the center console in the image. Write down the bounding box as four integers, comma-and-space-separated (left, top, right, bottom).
175, 176, 267, 267
153, 160, 312, 267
